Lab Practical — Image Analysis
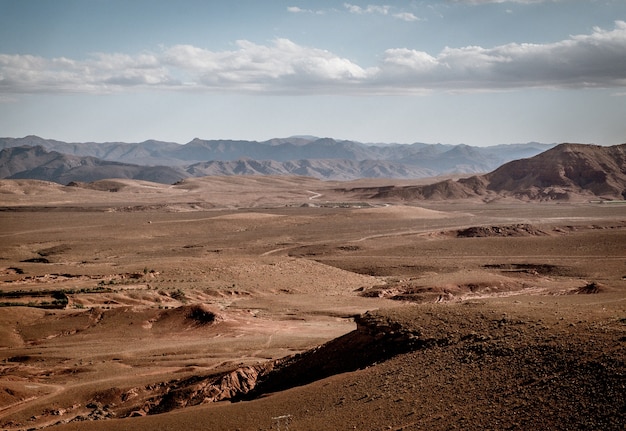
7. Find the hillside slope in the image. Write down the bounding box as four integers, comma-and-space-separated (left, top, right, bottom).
484, 143, 626, 199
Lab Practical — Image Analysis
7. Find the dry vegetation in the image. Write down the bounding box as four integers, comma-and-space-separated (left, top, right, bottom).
0, 177, 624, 430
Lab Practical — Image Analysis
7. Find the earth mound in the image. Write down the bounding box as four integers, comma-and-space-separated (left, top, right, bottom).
0, 178, 66, 195
66, 180, 130, 192
359, 269, 527, 303
152, 304, 221, 330
572, 281, 605, 294
455, 223, 549, 237
336, 176, 488, 201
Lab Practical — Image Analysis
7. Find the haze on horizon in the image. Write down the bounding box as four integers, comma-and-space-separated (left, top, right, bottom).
1, 0, 625, 147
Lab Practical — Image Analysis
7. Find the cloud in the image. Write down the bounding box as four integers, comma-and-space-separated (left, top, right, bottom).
344, 3, 420, 20
393, 12, 421, 22
287, 6, 306, 13
292, 3, 421, 21
373, 20, 626, 91
0, 51, 176, 93
344, 3, 391, 15
1, 21, 625, 95
287, 6, 324, 15
160, 39, 371, 92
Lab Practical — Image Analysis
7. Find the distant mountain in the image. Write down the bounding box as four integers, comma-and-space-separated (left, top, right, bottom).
185, 159, 435, 180
341, 143, 626, 201
0, 146, 187, 184
0, 136, 554, 179
0, 146, 435, 184
0, 136, 184, 166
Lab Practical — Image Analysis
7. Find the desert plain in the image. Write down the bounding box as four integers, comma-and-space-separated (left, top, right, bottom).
0, 176, 624, 430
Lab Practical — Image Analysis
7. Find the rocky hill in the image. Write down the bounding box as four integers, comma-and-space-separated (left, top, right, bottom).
0, 135, 552, 181
484, 143, 626, 200
341, 143, 626, 201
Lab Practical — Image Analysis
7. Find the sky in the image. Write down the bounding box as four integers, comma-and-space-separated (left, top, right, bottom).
1, 0, 625, 147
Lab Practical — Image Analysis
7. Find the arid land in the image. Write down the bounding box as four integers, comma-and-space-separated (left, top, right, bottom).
0, 176, 624, 430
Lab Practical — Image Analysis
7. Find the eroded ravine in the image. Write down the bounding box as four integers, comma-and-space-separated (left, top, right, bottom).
60, 310, 452, 422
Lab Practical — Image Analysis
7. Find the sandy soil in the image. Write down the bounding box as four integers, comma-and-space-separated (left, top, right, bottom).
0, 177, 624, 430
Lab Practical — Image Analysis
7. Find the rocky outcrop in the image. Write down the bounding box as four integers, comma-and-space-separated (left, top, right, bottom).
455, 223, 549, 238
146, 363, 276, 414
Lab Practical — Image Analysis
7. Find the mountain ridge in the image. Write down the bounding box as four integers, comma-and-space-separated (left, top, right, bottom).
0, 135, 554, 178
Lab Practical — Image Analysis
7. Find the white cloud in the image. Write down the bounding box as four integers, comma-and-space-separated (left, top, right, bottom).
393, 12, 421, 22
287, 6, 324, 15
344, 3, 421, 20
374, 20, 626, 90
344, 3, 391, 15
0, 51, 175, 93
292, 3, 421, 21
163, 39, 371, 92
287, 5, 325, 15
2, 21, 625, 95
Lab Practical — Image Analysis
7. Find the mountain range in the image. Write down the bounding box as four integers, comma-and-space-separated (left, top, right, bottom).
0, 136, 553, 183
1, 138, 624, 201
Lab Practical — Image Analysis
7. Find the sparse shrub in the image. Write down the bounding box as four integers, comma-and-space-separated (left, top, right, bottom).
187, 305, 217, 324
171, 289, 187, 302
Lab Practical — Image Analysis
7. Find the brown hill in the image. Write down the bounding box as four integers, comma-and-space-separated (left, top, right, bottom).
341, 143, 626, 201
484, 143, 626, 200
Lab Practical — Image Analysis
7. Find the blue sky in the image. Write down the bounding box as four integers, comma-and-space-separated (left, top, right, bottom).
1, 0, 625, 146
